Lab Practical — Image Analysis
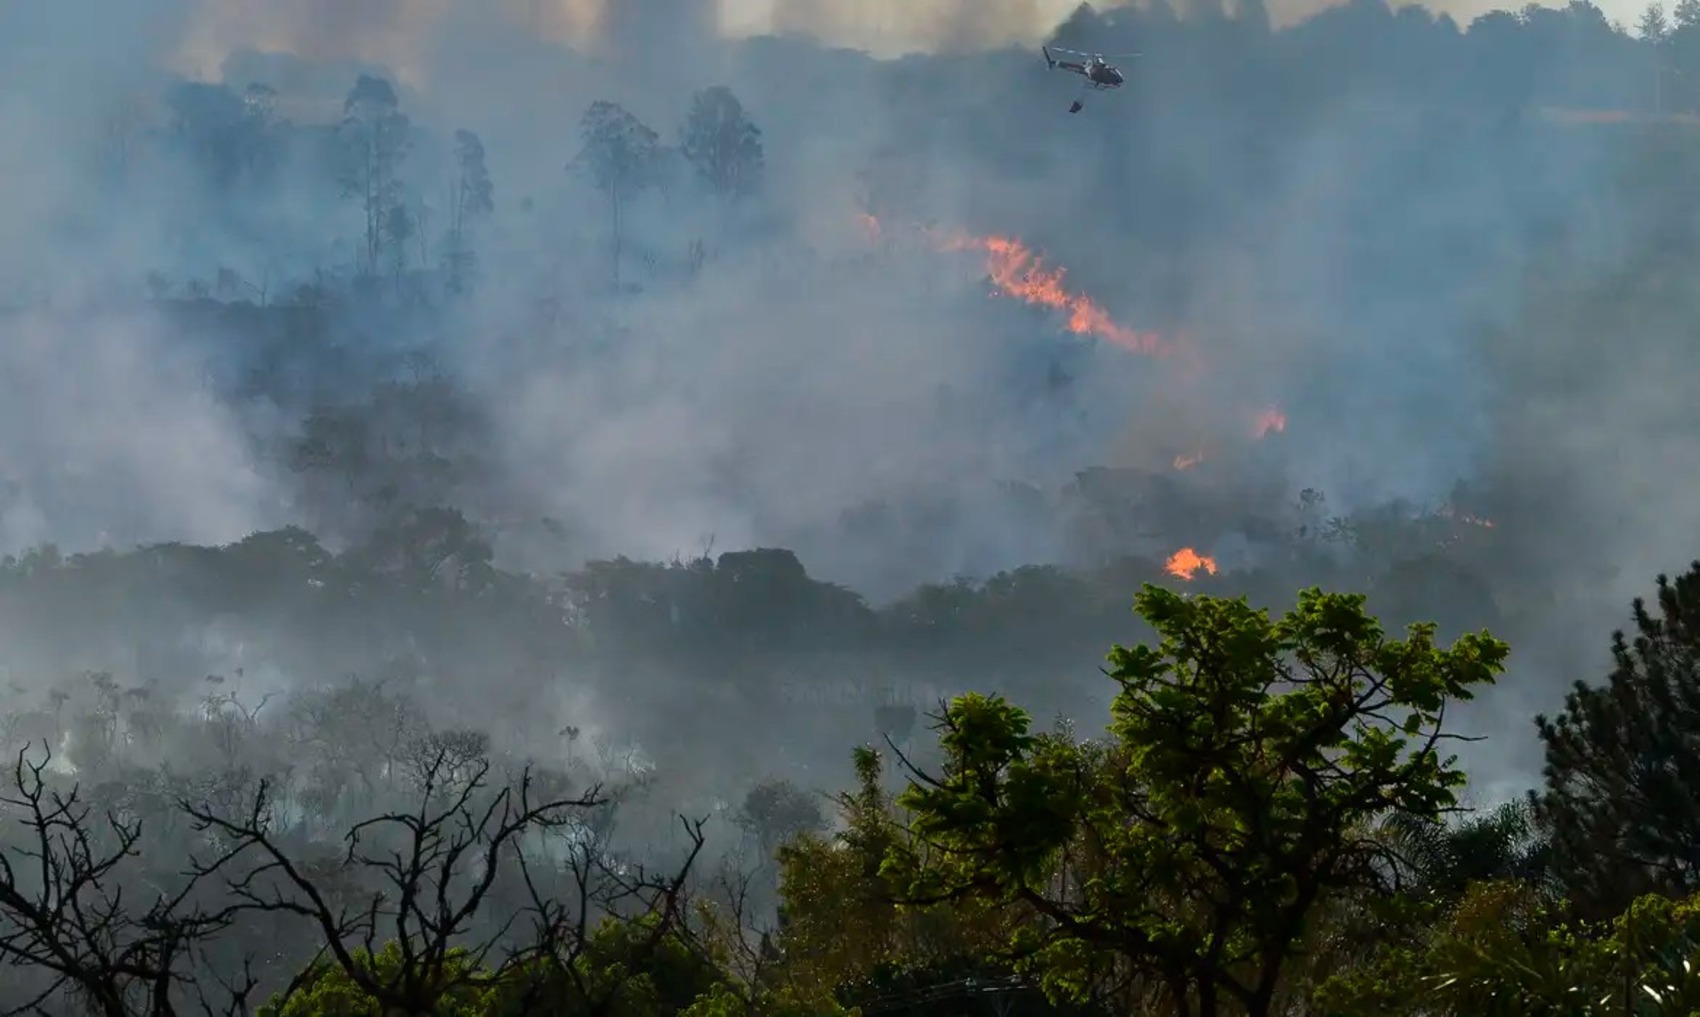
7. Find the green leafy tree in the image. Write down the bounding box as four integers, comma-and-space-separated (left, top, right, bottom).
885, 585, 1508, 1016
682, 980, 855, 1016
771, 747, 1016, 1011
1316, 881, 1700, 1015
269, 917, 729, 1017
1531, 562, 1700, 919
259, 942, 493, 1016
538, 913, 727, 1016
1378, 799, 1553, 906
263, 925, 720, 1016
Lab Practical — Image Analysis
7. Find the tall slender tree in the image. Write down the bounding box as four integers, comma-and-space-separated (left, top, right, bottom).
443, 129, 494, 295
1643, 2, 1673, 110
339, 75, 411, 280
572, 100, 659, 290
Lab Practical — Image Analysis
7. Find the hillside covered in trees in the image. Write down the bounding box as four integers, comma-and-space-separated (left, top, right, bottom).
9, 0, 1700, 1011
2, 540, 1699, 1014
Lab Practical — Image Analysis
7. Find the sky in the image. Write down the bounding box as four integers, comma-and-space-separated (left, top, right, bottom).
163, 0, 1654, 83
712, 0, 1656, 40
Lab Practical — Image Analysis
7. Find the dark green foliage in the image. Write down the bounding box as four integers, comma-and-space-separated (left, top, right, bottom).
1532, 562, 1700, 918
886, 585, 1508, 1016
1381, 799, 1554, 904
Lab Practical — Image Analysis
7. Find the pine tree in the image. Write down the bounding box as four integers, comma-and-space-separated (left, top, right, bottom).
1530, 562, 1700, 917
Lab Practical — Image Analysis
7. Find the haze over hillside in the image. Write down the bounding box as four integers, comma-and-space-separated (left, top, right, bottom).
2, 0, 1700, 872
7, 0, 1700, 1010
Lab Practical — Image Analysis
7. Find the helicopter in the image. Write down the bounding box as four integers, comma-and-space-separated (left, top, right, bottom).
1042, 46, 1137, 113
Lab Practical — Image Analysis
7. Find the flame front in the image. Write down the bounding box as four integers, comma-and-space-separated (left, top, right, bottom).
1437, 505, 1496, 528
1252, 408, 1287, 439
1164, 547, 1218, 580
853, 211, 1292, 464
940, 233, 1167, 355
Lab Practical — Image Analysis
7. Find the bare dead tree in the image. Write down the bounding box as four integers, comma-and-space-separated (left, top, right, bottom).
502, 810, 708, 1014
180, 745, 608, 1014
398, 730, 489, 796
0, 744, 252, 1017
677, 856, 785, 1011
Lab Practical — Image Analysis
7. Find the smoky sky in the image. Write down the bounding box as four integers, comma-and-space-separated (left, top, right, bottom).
0, 1, 1654, 580
4, 0, 1700, 805
158, 0, 1657, 67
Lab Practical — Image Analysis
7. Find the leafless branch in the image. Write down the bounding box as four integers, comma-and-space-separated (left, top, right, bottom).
0, 743, 241, 1017
181, 744, 606, 1013
510, 812, 709, 1013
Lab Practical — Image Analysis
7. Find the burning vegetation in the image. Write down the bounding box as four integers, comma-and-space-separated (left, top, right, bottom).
853, 209, 1321, 578
937, 231, 1169, 355
1164, 546, 1219, 580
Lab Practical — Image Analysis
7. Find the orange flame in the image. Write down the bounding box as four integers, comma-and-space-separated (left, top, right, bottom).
1252, 408, 1287, 439
1436, 505, 1496, 529
1164, 547, 1218, 580
855, 212, 1293, 467
939, 232, 1167, 355
855, 212, 1170, 356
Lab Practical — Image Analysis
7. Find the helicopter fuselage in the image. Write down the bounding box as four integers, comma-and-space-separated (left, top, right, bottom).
1044, 46, 1127, 110
1084, 60, 1124, 87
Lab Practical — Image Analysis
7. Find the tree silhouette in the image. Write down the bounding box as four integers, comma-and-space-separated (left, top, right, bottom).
572, 101, 660, 290
182, 748, 604, 1014
679, 86, 764, 205
735, 779, 825, 860
0, 745, 253, 1016
443, 129, 494, 295
338, 75, 411, 279
1530, 561, 1700, 918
